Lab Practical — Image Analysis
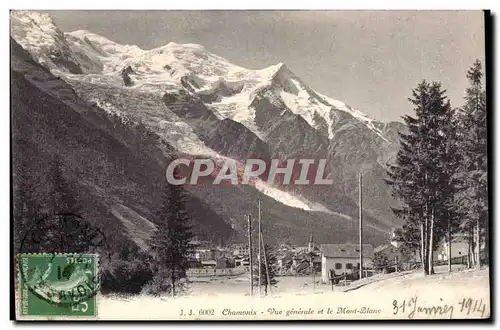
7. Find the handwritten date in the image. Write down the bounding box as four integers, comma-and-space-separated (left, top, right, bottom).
393, 296, 487, 319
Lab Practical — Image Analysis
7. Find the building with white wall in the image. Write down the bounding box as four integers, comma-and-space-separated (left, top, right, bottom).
232, 244, 250, 256
320, 244, 374, 283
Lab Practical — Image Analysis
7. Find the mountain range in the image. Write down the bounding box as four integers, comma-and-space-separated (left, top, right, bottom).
11, 11, 406, 249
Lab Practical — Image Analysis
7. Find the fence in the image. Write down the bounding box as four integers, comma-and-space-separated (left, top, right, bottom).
434, 250, 488, 267
328, 269, 375, 285
186, 268, 246, 278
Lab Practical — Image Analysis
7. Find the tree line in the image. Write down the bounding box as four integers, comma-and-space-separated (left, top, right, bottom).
386, 60, 488, 275
14, 145, 196, 297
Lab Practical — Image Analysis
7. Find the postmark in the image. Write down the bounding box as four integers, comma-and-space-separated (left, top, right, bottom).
18, 253, 99, 318
18, 213, 107, 254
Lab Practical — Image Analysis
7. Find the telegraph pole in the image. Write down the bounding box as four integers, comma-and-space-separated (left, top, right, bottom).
258, 200, 262, 297
247, 214, 254, 296
308, 235, 315, 292
359, 172, 363, 280
261, 234, 271, 296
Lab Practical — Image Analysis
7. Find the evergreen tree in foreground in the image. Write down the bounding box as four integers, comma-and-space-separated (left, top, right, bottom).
386, 81, 457, 275
456, 60, 488, 268
150, 174, 194, 297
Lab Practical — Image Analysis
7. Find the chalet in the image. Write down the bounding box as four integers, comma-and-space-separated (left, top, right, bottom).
374, 243, 403, 266
292, 253, 322, 275
277, 236, 321, 275
320, 244, 374, 283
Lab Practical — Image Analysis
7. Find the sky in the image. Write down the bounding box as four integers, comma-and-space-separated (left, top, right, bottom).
45, 10, 485, 122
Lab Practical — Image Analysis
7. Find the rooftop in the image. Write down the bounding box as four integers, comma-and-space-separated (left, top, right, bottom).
374, 243, 393, 254
321, 244, 374, 259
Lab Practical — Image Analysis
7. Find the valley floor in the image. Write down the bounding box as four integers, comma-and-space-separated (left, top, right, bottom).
98, 266, 490, 320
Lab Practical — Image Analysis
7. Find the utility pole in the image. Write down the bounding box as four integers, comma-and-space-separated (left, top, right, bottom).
308, 234, 315, 292
247, 214, 253, 297
258, 200, 262, 297
261, 234, 271, 296
359, 172, 363, 280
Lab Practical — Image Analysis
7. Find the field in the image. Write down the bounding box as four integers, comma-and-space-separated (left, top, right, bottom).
98, 266, 490, 320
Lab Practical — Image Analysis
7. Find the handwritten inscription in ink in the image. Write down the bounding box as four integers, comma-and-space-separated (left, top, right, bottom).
393, 296, 487, 319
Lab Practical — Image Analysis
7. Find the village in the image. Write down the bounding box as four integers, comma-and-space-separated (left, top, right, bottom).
185, 170, 485, 291
186, 228, 478, 286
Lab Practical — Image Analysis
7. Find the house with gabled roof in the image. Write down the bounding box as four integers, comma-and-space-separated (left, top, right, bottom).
320, 243, 374, 283
374, 243, 404, 270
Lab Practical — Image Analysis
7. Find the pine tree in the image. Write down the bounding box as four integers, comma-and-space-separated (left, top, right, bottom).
456, 60, 488, 268
438, 105, 462, 272
373, 251, 390, 272
253, 244, 278, 296
150, 175, 194, 297
386, 81, 457, 275
397, 222, 421, 266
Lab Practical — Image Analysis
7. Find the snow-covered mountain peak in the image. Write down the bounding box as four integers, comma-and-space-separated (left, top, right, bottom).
11, 10, 391, 143
11, 11, 56, 28
11, 12, 402, 239
10, 11, 83, 74
259, 62, 287, 78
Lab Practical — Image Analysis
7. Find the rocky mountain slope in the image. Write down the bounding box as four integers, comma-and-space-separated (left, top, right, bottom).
11, 11, 406, 247
11, 37, 236, 252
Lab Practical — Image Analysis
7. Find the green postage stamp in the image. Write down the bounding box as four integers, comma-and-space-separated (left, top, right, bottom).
17, 253, 99, 318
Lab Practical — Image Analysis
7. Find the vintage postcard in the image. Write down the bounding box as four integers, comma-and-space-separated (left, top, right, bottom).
11, 10, 490, 320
